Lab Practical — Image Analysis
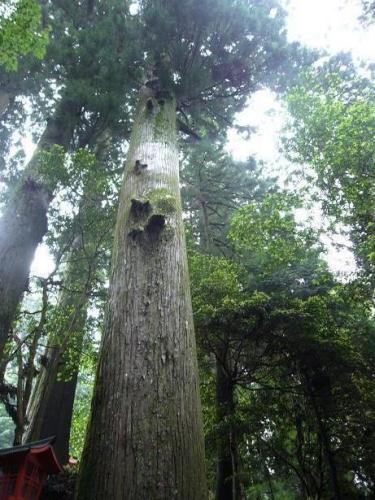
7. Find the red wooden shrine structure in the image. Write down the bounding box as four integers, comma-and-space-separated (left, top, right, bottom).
0, 437, 61, 500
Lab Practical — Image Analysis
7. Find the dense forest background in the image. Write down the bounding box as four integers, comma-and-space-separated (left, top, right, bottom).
0, 0, 374, 499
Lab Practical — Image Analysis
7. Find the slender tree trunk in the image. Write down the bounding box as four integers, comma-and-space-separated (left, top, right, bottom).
0, 95, 81, 359
198, 195, 242, 500
13, 337, 24, 445
10, 282, 49, 445
76, 89, 207, 500
215, 356, 242, 500
24, 245, 90, 464
22, 283, 48, 422
305, 374, 341, 500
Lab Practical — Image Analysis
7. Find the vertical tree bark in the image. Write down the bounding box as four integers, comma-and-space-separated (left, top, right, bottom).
25, 354, 83, 464
24, 307, 87, 464
13, 338, 25, 446
76, 90, 207, 500
0, 96, 81, 360
215, 355, 242, 500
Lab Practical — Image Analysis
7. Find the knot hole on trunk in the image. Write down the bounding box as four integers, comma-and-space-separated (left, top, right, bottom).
130, 198, 151, 219
134, 160, 148, 175
145, 214, 165, 240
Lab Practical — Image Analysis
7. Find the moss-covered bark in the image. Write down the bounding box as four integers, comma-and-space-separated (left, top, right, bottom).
0, 96, 80, 360
76, 91, 207, 499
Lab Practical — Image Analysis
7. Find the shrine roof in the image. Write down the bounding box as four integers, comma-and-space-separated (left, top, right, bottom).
0, 437, 62, 474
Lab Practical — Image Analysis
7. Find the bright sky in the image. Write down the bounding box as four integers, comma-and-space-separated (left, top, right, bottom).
227, 0, 375, 163
225, 0, 374, 276
31, 0, 374, 277
287, 0, 375, 61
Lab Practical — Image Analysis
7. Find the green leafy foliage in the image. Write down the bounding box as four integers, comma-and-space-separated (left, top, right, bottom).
229, 193, 320, 274
138, 0, 314, 134
69, 367, 95, 459
284, 57, 375, 282
188, 183, 375, 496
0, 0, 49, 71
181, 138, 275, 254
0, 404, 13, 447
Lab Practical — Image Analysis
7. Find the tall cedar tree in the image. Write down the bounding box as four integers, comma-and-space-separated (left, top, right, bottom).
77, 1, 311, 498
0, 0, 139, 359
189, 191, 374, 496
0, 96, 80, 359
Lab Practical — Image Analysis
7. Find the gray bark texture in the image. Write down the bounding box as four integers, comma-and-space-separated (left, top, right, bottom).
76, 91, 208, 500
25, 356, 81, 464
0, 96, 80, 359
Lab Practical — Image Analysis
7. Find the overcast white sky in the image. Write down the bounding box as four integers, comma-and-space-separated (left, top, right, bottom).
227, 0, 375, 163
225, 0, 374, 275
32, 0, 375, 277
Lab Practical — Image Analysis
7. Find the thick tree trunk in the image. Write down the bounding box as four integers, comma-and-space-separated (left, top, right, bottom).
24, 303, 86, 460
215, 357, 242, 500
76, 91, 207, 500
25, 357, 82, 464
0, 96, 80, 359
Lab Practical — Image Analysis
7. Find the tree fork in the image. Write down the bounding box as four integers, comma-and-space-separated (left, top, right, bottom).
76, 90, 207, 499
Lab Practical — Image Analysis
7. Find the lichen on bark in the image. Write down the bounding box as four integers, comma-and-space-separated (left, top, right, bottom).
147, 187, 179, 215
